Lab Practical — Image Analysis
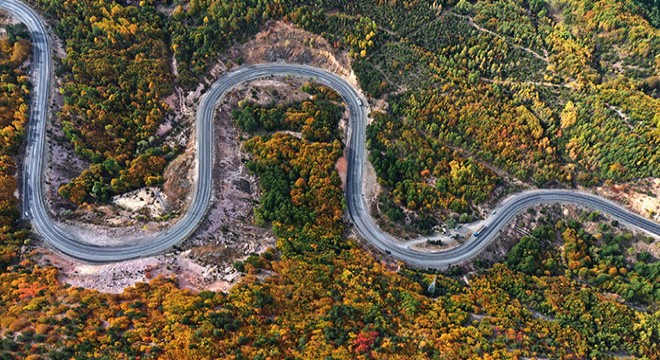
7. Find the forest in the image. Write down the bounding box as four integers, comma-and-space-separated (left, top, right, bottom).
292, 0, 660, 224
237, 83, 346, 256
367, 110, 498, 232
0, 0, 659, 358
0, 22, 31, 270
20, 0, 659, 214
2, 231, 658, 359
347, 0, 660, 223
1, 64, 658, 357
30, 0, 175, 205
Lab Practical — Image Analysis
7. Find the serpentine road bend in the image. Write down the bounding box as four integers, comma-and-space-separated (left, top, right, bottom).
4, 0, 660, 267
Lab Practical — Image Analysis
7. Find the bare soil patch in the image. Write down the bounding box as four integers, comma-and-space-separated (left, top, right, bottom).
0, 14, 9, 39
226, 20, 356, 84
0, 10, 21, 28
162, 149, 193, 213
408, 236, 462, 252
112, 187, 168, 218
335, 156, 347, 189
595, 178, 660, 222
38, 250, 238, 294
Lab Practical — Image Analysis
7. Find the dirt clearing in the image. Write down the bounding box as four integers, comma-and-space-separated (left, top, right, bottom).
596, 178, 660, 222
39, 250, 238, 294
225, 20, 356, 84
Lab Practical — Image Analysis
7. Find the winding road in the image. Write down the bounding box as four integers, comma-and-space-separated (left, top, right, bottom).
3, 0, 659, 267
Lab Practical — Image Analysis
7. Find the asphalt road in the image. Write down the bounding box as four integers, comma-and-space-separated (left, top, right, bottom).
4, 0, 659, 266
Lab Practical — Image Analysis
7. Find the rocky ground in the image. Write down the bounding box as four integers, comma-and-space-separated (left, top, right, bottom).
178, 78, 311, 268
0, 10, 20, 28
596, 178, 660, 222
39, 249, 239, 293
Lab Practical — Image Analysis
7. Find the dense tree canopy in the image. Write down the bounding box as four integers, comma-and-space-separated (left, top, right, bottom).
30, 0, 175, 205
237, 83, 346, 256
0, 23, 31, 269
28, 0, 660, 211
0, 1, 658, 358
332, 0, 660, 223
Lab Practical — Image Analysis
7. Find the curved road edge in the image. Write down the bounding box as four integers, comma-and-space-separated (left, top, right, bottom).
4, 0, 659, 267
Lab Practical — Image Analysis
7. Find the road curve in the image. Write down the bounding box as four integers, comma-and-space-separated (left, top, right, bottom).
4, 0, 660, 266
